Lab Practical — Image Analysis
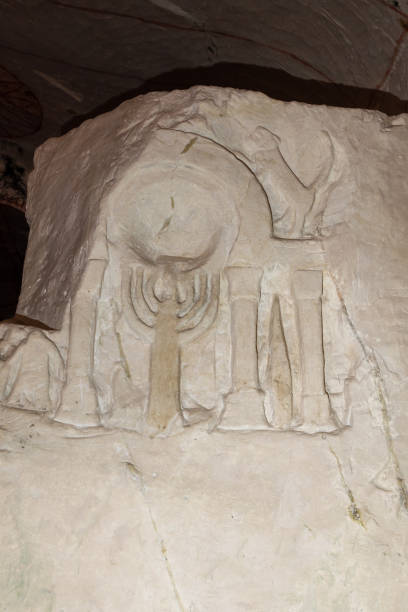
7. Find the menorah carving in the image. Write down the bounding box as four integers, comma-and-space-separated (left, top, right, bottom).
127, 265, 219, 431
0, 124, 357, 438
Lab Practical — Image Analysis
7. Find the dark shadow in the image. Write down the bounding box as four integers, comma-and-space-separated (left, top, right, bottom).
1, 314, 53, 330
62, 62, 408, 134
0, 204, 29, 320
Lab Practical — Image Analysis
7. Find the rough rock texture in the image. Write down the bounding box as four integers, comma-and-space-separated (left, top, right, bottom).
1, 87, 408, 610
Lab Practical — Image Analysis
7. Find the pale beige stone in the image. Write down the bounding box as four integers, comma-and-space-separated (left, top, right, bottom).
1, 87, 408, 611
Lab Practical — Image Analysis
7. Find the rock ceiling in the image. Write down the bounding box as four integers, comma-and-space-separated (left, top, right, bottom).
1, 0, 408, 152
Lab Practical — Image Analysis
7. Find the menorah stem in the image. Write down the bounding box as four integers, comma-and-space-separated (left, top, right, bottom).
147, 299, 180, 431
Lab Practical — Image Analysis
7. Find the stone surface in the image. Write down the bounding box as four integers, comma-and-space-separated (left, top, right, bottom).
1, 86, 408, 610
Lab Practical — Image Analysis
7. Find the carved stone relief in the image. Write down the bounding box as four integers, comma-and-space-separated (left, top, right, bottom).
1, 88, 408, 611
0, 123, 362, 437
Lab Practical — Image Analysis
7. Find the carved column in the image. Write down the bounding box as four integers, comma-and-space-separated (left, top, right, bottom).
218, 267, 267, 429
293, 270, 332, 428
55, 259, 106, 426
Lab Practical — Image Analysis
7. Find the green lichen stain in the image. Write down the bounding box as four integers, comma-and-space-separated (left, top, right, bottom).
348, 502, 365, 527
181, 136, 197, 154
398, 476, 408, 510
345, 485, 365, 528
2, 528, 55, 612
171, 196, 175, 209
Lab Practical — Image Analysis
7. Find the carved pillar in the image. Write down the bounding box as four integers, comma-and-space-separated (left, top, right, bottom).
55, 259, 106, 426
293, 270, 332, 428
218, 267, 267, 429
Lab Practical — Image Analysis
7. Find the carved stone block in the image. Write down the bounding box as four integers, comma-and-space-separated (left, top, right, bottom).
1, 87, 407, 610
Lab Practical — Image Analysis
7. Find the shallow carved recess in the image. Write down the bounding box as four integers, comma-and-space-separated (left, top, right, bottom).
1, 87, 408, 610
0, 86, 406, 439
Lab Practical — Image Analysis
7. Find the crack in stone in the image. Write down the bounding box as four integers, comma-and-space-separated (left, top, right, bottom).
376, 28, 408, 89
50, 0, 333, 81
332, 281, 408, 513
330, 447, 365, 528
124, 458, 186, 611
